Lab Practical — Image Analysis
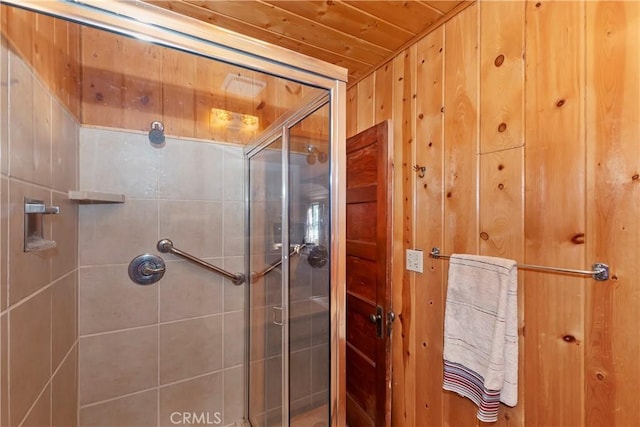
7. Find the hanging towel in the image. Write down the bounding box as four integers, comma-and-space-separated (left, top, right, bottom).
442, 254, 518, 423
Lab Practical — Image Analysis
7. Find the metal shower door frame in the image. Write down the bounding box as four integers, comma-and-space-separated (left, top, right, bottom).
245, 92, 330, 426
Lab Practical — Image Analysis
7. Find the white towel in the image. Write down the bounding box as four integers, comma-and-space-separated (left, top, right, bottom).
442, 253, 518, 422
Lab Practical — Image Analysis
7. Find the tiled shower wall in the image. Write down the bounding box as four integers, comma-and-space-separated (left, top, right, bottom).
77, 127, 245, 426
0, 40, 79, 427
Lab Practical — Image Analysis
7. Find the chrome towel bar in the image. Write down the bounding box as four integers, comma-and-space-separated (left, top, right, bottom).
157, 239, 245, 285
429, 247, 609, 281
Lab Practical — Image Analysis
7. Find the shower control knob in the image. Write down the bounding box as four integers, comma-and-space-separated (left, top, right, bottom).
128, 254, 166, 285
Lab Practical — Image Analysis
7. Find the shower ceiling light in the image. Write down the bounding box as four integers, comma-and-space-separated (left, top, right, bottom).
211, 108, 259, 131
222, 73, 266, 98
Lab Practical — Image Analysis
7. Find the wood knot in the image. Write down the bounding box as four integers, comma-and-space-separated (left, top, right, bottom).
422, 342, 427, 347
428, 142, 433, 147
440, 106, 445, 113
596, 372, 605, 381
95, 92, 104, 102
535, 2, 542, 7
498, 183, 505, 190
256, 100, 266, 110
571, 233, 585, 244
140, 95, 150, 105
498, 122, 507, 133
494, 54, 505, 67
446, 191, 452, 198
498, 164, 505, 170
480, 232, 489, 240
418, 113, 424, 119
556, 99, 566, 107
632, 174, 639, 181
562, 335, 576, 343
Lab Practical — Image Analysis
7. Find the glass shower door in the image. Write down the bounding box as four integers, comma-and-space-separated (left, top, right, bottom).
248, 137, 285, 427
247, 97, 331, 427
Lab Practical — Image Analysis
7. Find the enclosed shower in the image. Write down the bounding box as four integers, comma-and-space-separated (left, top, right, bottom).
0, 2, 345, 426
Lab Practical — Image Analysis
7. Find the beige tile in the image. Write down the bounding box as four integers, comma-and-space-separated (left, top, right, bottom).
159, 138, 224, 201
52, 345, 77, 427
223, 201, 244, 257
9, 53, 52, 187
311, 345, 329, 394
249, 360, 265, 417
1, 313, 8, 427
290, 301, 311, 352
79, 389, 157, 427
20, 384, 50, 427
78, 199, 158, 266
1, 36, 8, 176
8, 53, 35, 184
265, 356, 282, 411
159, 259, 222, 322
79, 265, 157, 335
160, 315, 222, 384
9, 288, 51, 426
78, 127, 160, 198
79, 326, 157, 405
51, 102, 78, 193
222, 145, 244, 202
31, 74, 52, 188
223, 366, 244, 424
1, 176, 7, 311
159, 372, 223, 427
8, 179, 52, 305
223, 256, 245, 313
159, 200, 222, 259
51, 191, 78, 281
52, 271, 77, 370
224, 311, 244, 368
290, 349, 311, 402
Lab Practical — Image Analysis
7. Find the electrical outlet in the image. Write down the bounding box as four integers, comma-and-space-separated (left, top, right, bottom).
406, 249, 423, 273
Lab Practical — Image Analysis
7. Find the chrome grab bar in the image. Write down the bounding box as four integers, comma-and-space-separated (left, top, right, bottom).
252, 243, 306, 280
429, 247, 609, 281
157, 239, 245, 285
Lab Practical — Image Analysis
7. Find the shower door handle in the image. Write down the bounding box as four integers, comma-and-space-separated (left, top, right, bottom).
273, 306, 284, 326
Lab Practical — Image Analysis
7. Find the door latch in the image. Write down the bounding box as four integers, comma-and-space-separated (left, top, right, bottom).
369, 306, 383, 339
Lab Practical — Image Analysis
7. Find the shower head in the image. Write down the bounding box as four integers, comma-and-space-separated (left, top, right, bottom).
306, 144, 327, 165
148, 121, 165, 145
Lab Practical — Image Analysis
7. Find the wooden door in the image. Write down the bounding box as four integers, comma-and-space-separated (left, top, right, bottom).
346, 120, 393, 427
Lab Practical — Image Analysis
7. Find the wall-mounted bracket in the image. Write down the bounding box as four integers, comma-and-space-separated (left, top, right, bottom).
413, 165, 426, 178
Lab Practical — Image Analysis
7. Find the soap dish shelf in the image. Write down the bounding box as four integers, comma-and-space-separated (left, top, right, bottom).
68, 191, 125, 204
24, 198, 59, 253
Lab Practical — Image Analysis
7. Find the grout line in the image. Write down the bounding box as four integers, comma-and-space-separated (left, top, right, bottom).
79, 311, 224, 339
7, 268, 76, 312
16, 340, 78, 427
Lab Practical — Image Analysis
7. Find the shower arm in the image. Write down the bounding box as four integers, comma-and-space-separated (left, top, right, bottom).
157, 239, 245, 285
251, 243, 307, 281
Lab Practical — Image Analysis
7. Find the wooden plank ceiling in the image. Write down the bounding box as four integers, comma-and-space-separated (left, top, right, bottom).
144, 0, 468, 82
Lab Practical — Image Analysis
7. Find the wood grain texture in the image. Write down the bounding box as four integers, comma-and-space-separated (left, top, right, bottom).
374, 63, 393, 123
390, 51, 407, 427
346, 85, 358, 138
356, 74, 375, 133
524, 2, 586, 426
585, 1, 640, 426
479, 0, 524, 154
477, 4, 526, 423
414, 26, 445, 427
2, 5, 81, 120
442, 4, 479, 425
351, 1, 640, 426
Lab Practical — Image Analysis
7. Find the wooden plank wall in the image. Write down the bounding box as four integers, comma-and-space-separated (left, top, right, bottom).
346, 1, 640, 425
1, 5, 81, 120
79, 26, 316, 145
